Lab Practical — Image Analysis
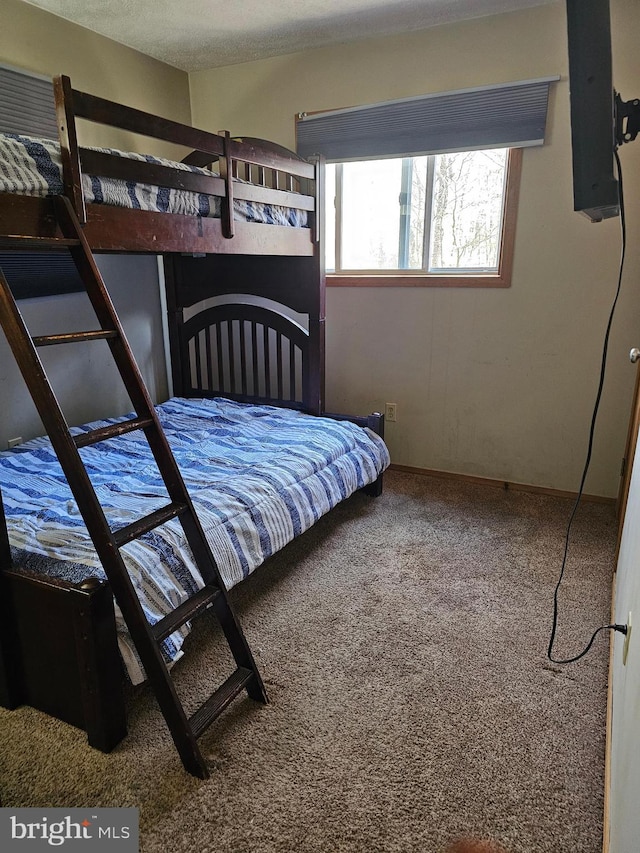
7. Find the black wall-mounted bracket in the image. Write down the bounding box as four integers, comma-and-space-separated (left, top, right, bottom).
615, 92, 640, 146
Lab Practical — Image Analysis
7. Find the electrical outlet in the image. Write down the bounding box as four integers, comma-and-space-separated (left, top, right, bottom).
7, 437, 22, 449
623, 611, 632, 666
385, 403, 397, 423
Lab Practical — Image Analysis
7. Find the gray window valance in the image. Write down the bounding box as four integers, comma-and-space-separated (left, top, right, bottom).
296, 76, 559, 162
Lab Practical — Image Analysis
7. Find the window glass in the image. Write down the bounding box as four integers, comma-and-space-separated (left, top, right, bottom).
428, 149, 507, 272
341, 159, 403, 270
326, 147, 512, 281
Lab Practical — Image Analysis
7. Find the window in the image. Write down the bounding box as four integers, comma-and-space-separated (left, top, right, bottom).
325, 147, 521, 288
297, 77, 556, 287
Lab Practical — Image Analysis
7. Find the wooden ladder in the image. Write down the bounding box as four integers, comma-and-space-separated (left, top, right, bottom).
0, 196, 268, 778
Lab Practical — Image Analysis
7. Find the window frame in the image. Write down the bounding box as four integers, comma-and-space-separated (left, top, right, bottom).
326, 147, 522, 289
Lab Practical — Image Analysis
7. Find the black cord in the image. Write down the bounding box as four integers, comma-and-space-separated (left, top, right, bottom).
547, 148, 628, 665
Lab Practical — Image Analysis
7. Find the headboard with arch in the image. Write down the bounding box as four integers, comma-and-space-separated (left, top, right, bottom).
163, 252, 325, 414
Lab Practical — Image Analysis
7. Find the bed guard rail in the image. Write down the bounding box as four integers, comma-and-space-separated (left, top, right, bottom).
52, 75, 318, 239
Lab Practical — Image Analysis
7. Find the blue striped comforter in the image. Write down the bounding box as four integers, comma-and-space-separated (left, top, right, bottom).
0, 133, 308, 228
0, 398, 389, 682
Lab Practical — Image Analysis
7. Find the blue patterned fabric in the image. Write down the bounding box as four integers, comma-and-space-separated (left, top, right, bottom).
0, 398, 389, 682
0, 133, 308, 228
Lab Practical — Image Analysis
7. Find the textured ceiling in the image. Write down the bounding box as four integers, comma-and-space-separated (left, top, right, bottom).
21, 0, 554, 72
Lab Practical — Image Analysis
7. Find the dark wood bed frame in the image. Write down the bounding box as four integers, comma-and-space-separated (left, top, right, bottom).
0, 76, 384, 757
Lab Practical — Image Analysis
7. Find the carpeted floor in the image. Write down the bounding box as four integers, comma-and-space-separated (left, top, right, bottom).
0, 470, 616, 852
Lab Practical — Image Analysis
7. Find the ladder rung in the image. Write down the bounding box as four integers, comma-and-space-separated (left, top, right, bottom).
152, 585, 221, 643
113, 502, 188, 548
74, 416, 154, 449
32, 330, 119, 347
189, 667, 254, 739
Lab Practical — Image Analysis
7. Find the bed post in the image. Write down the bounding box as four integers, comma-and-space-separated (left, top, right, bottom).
0, 488, 21, 710
305, 154, 326, 415
306, 315, 325, 415
163, 255, 190, 398
364, 413, 385, 497
0, 491, 126, 751
0, 489, 10, 578
217, 130, 235, 240
0, 567, 128, 753
53, 75, 86, 224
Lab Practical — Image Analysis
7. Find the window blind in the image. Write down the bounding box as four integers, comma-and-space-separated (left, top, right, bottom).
0, 63, 84, 299
0, 64, 58, 139
0, 252, 88, 299
296, 77, 559, 161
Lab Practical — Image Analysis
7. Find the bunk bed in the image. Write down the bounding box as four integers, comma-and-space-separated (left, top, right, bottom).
0, 75, 389, 770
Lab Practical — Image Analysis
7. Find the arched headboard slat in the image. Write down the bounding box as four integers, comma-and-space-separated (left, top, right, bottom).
181, 303, 310, 410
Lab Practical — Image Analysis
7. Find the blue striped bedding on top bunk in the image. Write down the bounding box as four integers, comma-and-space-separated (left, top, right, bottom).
0, 133, 308, 227
0, 397, 389, 683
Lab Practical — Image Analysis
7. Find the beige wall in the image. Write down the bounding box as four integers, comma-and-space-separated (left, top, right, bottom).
2, 0, 191, 152
0, 0, 192, 445
190, 0, 640, 497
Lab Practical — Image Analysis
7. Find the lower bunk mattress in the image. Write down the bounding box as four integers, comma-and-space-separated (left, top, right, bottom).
0, 397, 389, 684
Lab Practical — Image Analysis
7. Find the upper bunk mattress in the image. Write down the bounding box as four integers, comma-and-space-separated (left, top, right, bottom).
0, 133, 308, 227
0, 397, 389, 683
